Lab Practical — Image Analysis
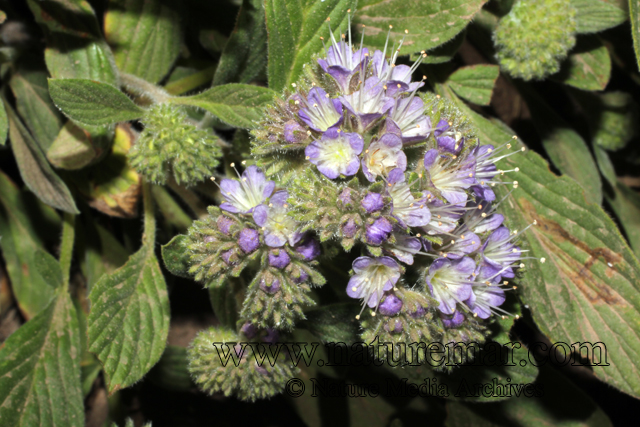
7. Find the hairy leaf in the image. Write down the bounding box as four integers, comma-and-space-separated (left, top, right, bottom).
213, 0, 267, 86
26, 0, 117, 85
356, 0, 487, 52
0, 100, 6, 146
0, 286, 84, 427
5, 102, 79, 214
105, 0, 182, 84
515, 82, 602, 205
0, 171, 60, 319
299, 303, 360, 343
265, 0, 356, 92
445, 86, 640, 399
9, 70, 63, 152
553, 37, 611, 91
633, 1, 640, 72
572, 0, 627, 33
48, 78, 144, 126
87, 246, 170, 392
170, 84, 276, 129
47, 121, 109, 170
448, 64, 499, 106
161, 235, 191, 279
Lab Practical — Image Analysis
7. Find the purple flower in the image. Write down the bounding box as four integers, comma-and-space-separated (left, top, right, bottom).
284, 121, 307, 143
240, 322, 258, 339
466, 285, 506, 319
426, 257, 475, 315
318, 40, 369, 93
462, 201, 505, 235
340, 77, 394, 131
480, 226, 521, 280
342, 218, 358, 238
347, 256, 402, 315
471, 145, 499, 202
268, 249, 291, 268
365, 217, 393, 245
361, 192, 384, 213
422, 193, 464, 235
337, 187, 354, 208
220, 166, 275, 214
260, 278, 281, 294
253, 191, 301, 247
383, 229, 421, 265
440, 310, 464, 328
305, 128, 363, 179
423, 149, 476, 204
434, 120, 462, 154
216, 216, 235, 235
387, 169, 431, 227
372, 50, 424, 94
238, 228, 260, 253
298, 87, 344, 132
379, 293, 403, 316
440, 232, 481, 260
389, 97, 431, 143
361, 132, 407, 182
295, 236, 321, 260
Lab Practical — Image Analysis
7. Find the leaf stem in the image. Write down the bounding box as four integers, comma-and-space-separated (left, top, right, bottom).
120, 72, 171, 105
142, 180, 157, 249
60, 212, 75, 286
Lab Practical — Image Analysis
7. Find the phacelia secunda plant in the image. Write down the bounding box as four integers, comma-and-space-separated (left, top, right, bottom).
186, 16, 541, 400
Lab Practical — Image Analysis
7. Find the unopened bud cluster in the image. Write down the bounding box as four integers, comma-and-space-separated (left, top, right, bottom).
129, 103, 222, 185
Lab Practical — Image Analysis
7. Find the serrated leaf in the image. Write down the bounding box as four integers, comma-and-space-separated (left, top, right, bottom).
448, 64, 499, 106
0, 100, 6, 146
0, 286, 84, 427
421, 29, 467, 64
161, 235, 191, 278
70, 123, 141, 218
9, 69, 63, 152
0, 171, 60, 319
632, 0, 640, 71
5, 101, 79, 214
299, 303, 360, 343
265, 0, 356, 92
87, 245, 170, 393
26, 0, 117, 85
213, 0, 267, 86
104, 0, 182, 84
444, 86, 640, 399
47, 121, 110, 170
572, 0, 627, 34
446, 365, 612, 426
170, 84, 276, 129
515, 82, 602, 205
553, 37, 611, 91
48, 78, 144, 126
356, 0, 487, 52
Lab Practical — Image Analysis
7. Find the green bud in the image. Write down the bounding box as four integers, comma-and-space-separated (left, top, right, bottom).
129, 103, 222, 185
188, 327, 298, 402
494, 0, 577, 80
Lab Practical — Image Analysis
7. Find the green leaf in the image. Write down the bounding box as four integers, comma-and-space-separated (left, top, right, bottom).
47, 121, 110, 170
87, 245, 170, 393
446, 365, 612, 426
553, 37, 611, 91
299, 303, 361, 343
421, 29, 467, 64
632, 0, 640, 71
34, 248, 64, 289
208, 279, 243, 329
26, 0, 118, 85
0, 100, 6, 146
170, 84, 276, 129
4, 101, 79, 214
356, 0, 487, 52
152, 186, 192, 231
448, 64, 499, 106
572, 0, 627, 33
48, 78, 144, 126
213, 0, 268, 86
0, 171, 60, 319
444, 85, 640, 399
265, 0, 356, 92
161, 235, 191, 278
593, 145, 640, 258
104, 0, 182, 84
148, 345, 193, 391
9, 69, 63, 152
515, 82, 602, 205
0, 287, 84, 427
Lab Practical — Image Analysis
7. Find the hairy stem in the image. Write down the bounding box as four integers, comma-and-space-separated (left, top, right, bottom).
142, 180, 157, 249
60, 212, 75, 286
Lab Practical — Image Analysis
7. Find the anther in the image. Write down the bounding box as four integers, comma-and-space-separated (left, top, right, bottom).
230, 162, 235, 167
540, 257, 546, 263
